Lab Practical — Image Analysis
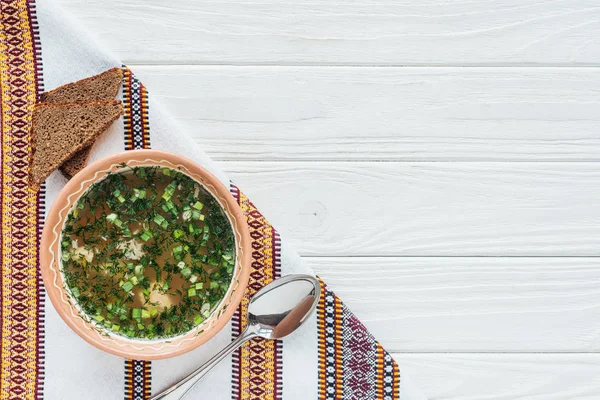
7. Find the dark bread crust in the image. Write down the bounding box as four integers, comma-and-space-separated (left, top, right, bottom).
29, 100, 123, 188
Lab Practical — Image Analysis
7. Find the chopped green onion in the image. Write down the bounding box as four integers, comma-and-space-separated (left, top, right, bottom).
61, 251, 71, 262
140, 231, 152, 241
106, 213, 118, 222
181, 267, 192, 277
61, 165, 236, 340
153, 214, 166, 226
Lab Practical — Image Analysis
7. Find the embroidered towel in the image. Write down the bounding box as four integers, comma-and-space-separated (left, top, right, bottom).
0, 0, 427, 398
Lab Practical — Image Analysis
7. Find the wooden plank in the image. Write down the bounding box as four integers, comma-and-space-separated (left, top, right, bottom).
313, 257, 600, 352
395, 353, 600, 400
131, 66, 600, 161
57, 0, 600, 65
223, 161, 600, 257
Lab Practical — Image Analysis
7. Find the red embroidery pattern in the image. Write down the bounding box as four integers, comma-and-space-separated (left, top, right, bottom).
318, 279, 400, 399
0, 1, 45, 398
231, 185, 282, 400
121, 66, 152, 400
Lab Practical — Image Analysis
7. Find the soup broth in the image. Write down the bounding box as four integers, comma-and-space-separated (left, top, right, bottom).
61, 166, 235, 339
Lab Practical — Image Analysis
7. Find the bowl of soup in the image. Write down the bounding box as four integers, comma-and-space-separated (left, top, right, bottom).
40, 150, 251, 360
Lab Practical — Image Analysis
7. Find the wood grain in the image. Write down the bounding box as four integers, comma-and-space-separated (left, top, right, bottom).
50, 1, 600, 394
313, 257, 600, 352
395, 353, 600, 400
57, 0, 600, 65
131, 66, 600, 161
223, 161, 600, 257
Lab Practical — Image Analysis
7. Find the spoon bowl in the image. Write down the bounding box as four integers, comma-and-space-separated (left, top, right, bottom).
249, 275, 320, 340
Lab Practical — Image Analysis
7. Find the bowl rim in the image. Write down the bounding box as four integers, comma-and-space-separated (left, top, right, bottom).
40, 149, 251, 360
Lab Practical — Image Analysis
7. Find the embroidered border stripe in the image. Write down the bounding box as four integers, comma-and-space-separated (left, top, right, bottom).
0, 0, 44, 398
27, 3, 45, 398
121, 66, 152, 400
318, 278, 400, 399
317, 278, 343, 399
231, 184, 282, 400
0, 0, 45, 397
124, 359, 151, 400
376, 346, 399, 400
123, 66, 150, 151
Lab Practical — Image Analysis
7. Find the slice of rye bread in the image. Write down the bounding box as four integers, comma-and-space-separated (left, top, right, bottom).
29, 100, 123, 188
40, 68, 124, 177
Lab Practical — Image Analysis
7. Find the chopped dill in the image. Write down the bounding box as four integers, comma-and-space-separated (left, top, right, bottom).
61, 165, 235, 339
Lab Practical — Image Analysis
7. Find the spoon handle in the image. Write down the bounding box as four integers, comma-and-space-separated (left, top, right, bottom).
149, 329, 255, 400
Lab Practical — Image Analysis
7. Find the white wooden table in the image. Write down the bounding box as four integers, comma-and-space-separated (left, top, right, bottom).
58, 1, 600, 398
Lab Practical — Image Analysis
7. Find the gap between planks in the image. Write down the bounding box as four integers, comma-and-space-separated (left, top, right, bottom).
128, 62, 600, 68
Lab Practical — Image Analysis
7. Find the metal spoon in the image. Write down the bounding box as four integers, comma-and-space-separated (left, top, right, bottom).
150, 274, 321, 400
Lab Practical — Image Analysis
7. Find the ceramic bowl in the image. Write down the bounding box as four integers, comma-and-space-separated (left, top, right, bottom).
40, 150, 251, 360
